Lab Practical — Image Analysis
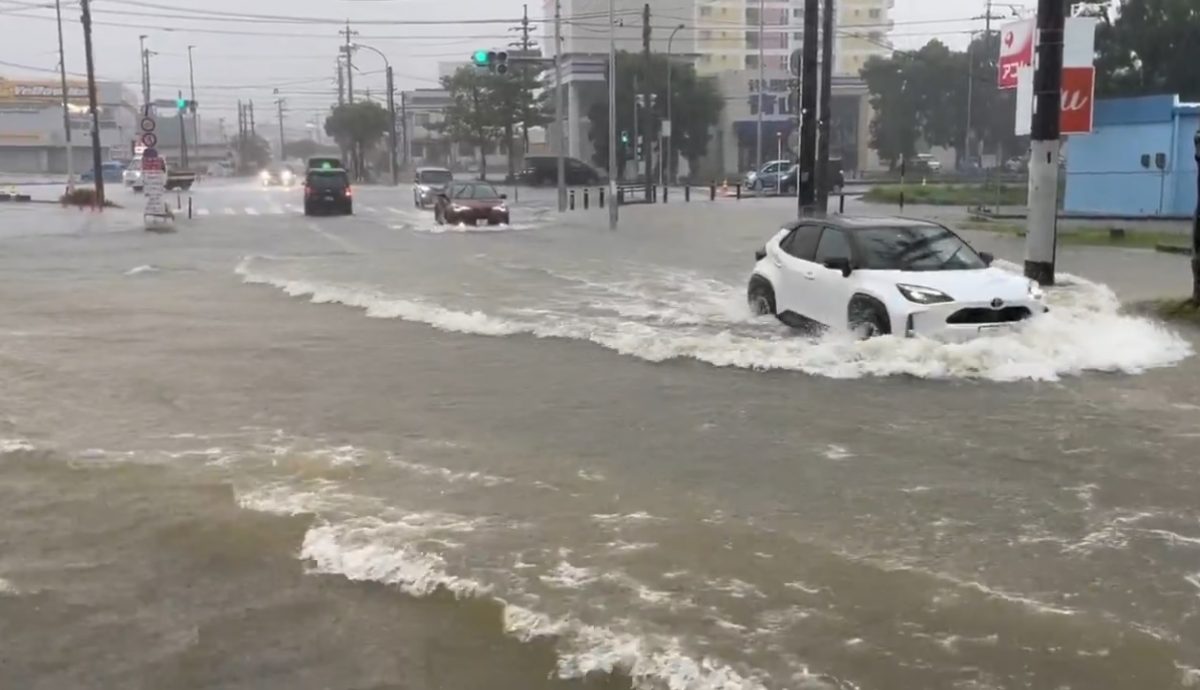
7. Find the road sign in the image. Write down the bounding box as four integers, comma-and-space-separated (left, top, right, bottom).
142, 152, 168, 217
1014, 66, 1095, 136
140, 132, 158, 148
140, 115, 156, 133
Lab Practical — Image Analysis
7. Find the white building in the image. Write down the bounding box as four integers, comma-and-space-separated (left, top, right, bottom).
541, 0, 894, 176
0, 77, 140, 173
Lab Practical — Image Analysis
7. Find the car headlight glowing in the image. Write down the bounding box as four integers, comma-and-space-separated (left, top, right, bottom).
1028, 280, 1044, 300
260, 171, 270, 180
281, 170, 293, 181
897, 284, 954, 304
451, 204, 470, 213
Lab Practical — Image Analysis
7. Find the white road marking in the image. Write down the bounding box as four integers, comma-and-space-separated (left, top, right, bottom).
245, 207, 259, 216
269, 205, 284, 215
362, 206, 378, 214
196, 208, 210, 216
387, 206, 407, 215
306, 221, 359, 253
285, 203, 301, 213
224, 207, 237, 215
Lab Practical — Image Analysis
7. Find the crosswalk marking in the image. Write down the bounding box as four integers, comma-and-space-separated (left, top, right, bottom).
245, 207, 259, 216
269, 205, 284, 215
388, 206, 404, 214
286, 203, 301, 213
363, 206, 377, 214
196, 208, 210, 216
224, 207, 237, 215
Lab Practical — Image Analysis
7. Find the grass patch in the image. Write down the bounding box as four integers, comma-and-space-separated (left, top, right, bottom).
960, 219, 1190, 250
863, 183, 1027, 207
60, 188, 118, 208
1143, 298, 1200, 325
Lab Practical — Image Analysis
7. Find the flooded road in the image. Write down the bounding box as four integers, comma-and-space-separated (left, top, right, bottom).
2, 182, 1198, 689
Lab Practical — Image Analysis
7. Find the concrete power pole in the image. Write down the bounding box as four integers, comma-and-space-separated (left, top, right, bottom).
756, 0, 764, 178
79, 0, 105, 206
187, 45, 199, 150
554, 0, 566, 212
815, 0, 834, 215
607, 0, 618, 229
1192, 130, 1199, 303
54, 0, 74, 192
275, 97, 286, 162
642, 2, 652, 201
337, 57, 345, 106
385, 66, 397, 185
178, 89, 189, 168
1024, 0, 1066, 285
798, 0, 820, 216
341, 21, 357, 104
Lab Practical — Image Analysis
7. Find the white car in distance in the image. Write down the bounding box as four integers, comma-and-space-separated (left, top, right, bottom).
748, 217, 1046, 339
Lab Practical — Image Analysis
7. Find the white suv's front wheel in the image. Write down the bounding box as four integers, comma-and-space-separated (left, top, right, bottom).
848, 296, 891, 339
747, 278, 777, 317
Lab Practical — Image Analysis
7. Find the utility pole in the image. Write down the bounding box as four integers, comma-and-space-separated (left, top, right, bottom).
1024, 0, 1065, 285
798, 0, 820, 216
249, 100, 256, 137
337, 56, 346, 106
607, 0, 618, 229
554, 0, 566, 211
756, 0, 764, 177
385, 66, 397, 185
178, 89, 189, 168
79, 0, 105, 206
275, 96, 286, 163
236, 99, 243, 169
642, 2, 653, 200
340, 21, 357, 104
516, 4, 535, 155
632, 75, 639, 182
187, 45, 199, 150
138, 34, 148, 112
55, 0, 74, 192
815, 0, 834, 215
399, 91, 409, 168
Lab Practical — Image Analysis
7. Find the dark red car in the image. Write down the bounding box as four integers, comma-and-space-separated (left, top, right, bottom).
433, 182, 510, 226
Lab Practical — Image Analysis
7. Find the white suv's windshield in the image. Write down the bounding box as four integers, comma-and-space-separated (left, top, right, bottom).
856, 226, 986, 271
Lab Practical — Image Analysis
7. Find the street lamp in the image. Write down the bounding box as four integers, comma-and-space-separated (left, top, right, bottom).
664, 23, 685, 187
352, 43, 398, 185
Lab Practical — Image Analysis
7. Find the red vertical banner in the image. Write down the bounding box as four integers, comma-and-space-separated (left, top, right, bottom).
1060, 67, 1096, 135
998, 19, 1036, 90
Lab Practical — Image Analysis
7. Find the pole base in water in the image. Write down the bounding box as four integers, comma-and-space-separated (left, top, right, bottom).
1024, 260, 1055, 287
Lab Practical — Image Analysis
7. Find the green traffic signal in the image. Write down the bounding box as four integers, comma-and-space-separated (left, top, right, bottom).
176, 97, 187, 109
472, 50, 490, 66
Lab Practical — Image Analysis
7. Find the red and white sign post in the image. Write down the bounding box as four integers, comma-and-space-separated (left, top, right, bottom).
1010, 17, 1099, 137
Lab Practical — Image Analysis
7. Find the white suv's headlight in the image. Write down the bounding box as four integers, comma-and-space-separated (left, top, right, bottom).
897, 284, 954, 304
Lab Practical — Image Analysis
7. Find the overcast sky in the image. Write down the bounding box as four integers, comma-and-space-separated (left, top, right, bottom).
0, 0, 1039, 132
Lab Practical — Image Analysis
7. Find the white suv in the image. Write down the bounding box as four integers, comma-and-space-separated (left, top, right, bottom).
748, 217, 1046, 339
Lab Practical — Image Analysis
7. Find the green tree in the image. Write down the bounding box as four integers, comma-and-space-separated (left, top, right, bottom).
486, 66, 552, 181
585, 51, 722, 180
324, 101, 391, 180
437, 67, 503, 180
1095, 0, 1200, 101
861, 53, 920, 169
234, 133, 272, 173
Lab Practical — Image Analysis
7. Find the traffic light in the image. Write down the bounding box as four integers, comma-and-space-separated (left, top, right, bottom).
470, 50, 509, 74
175, 97, 197, 113
636, 137, 644, 161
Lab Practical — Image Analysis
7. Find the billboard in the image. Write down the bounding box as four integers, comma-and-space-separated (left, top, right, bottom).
0, 78, 89, 103
998, 17, 1098, 90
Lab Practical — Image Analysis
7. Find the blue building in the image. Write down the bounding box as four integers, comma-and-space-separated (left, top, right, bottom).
1064, 94, 1199, 218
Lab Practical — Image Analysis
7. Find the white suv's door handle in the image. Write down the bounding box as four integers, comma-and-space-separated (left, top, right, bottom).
803, 271, 816, 280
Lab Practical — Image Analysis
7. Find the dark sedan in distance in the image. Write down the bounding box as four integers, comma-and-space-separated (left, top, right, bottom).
433, 182, 509, 226
303, 168, 353, 216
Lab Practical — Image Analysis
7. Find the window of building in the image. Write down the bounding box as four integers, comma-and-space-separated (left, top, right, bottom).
869, 31, 883, 43
700, 6, 711, 16
869, 8, 882, 18
746, 31, 759, 48
745, 55, 759, 69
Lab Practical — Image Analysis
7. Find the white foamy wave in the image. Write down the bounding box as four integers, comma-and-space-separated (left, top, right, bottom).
389, 455, 513, 488
236, 257, 1190, 381
0, 577, 18, 595
592, 511, 662, 525
124, 264, 159, 276
408, 222, 525, 235
301, 517, 487, 598
0, 439, 35, 453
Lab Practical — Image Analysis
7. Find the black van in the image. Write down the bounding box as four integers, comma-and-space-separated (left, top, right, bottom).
519, 156, 604, 186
